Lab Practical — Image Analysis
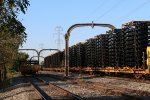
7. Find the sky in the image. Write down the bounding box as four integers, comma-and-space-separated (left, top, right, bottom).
18, 0, 150, 61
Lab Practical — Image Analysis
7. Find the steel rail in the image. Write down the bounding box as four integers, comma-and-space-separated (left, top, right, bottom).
30, 81, 52, 100
35, 77, 84, 100
121, 93, 144, 100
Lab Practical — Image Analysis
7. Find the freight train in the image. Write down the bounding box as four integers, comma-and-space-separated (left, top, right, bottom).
44, 21, 150, 78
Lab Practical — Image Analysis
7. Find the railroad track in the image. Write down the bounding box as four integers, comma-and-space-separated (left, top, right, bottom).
30, 77, 84, 100
37, 73, 150, 100
30, 81, 52, 100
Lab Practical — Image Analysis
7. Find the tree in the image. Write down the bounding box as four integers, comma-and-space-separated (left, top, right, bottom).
0, 0, 30, 19
12, 52, 29, 72
0, 0, 30, 79
0, 0, 29, 39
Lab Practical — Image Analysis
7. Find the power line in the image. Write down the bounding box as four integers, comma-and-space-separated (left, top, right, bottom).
145, 15, 150, 19
39, 43, 44, 62
113, 0, 150, 24
124, 0, 150, 18
84, 0, 106, 21
94, 0, 123, 22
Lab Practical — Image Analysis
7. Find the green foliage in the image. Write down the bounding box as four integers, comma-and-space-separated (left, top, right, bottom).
0, 17, 27, 65
12, 52, 29, 72
17, 52, 29, 60
0, 0, 30, 17
0, 0, 30, 80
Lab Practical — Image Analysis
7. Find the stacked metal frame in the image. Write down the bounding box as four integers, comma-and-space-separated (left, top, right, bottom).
85, 38, 96, 67
69, 45, 77, 67
44, 55, 50, 68
60, 51, 65, 67
108, 31, 116, 67
108, 29, 124, 67
95, 34, 109, 68
122, 21, 150, 68
76, 43, 85, 67
69, 47, 73, 67
95, 35, 100, 67
44, 51, 63, 68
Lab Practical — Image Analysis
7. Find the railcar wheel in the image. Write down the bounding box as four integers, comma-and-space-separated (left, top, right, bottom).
133, 74, 143, 79
145, 75, 150, 80
89, 71, 93, 75
141, 75, 146, 80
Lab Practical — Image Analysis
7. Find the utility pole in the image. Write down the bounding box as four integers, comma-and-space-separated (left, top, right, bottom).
39, 43, 44, 64
55, 26, 63, 50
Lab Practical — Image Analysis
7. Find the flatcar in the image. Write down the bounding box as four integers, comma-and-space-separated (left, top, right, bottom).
44, 21, 150, 79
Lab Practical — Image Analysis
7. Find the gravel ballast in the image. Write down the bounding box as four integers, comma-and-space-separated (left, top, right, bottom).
1, 71, 150, 100
0, 83, 41, 100
38, 71, 150, 99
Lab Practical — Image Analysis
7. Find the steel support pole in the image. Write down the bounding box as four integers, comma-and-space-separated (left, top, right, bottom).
65, 34, 69, 76
30, 56, 45, 61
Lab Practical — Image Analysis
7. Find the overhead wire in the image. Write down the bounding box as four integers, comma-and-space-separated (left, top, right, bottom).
77, 0, 106, 38
113, 0, 150, 24
79, 0, 150, 37
123, 0, 150, 19
145, 15, 150, 19
84, 0, 106, 21
93, 0, 123, 22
